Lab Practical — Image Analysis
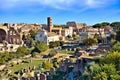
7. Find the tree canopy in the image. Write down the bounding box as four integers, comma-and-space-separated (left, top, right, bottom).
111, 41, 120, 52
94, 34, 102, 43
83, 37, 98, 46
110, 22, 120, 28
42, 60, 53, 70
49, 41, 64, 48
16, 46, 29, 55
34, 41, 49, 52
92, 23, 102, 28
92, 22, 110, 28
101, 22, 110, 26
29, 29, 37, 40
80, 42, 120, 80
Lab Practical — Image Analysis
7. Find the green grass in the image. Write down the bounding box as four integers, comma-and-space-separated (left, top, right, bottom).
10, 60, 43, 72
40, 49, 51, 55
60, 49, 75, 54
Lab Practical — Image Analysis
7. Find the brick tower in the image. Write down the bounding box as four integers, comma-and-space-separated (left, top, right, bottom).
47, 16, 53, 32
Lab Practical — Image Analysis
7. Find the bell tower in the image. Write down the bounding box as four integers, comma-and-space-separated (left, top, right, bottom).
47, 16, 53, 32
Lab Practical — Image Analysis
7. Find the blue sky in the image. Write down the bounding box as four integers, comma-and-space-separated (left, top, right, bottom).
0, 0, 120, 25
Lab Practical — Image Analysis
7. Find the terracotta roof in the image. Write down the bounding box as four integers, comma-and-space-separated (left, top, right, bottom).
48, 32, 58, 37
21, 25, 34, 30
52, 27, 62, 30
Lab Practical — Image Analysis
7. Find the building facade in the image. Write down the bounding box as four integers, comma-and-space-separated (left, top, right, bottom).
42, 17, 74, 38
8, 27, 22, 44
61, 27, 73, 37
35, 29, 60, 45
79, 27, 105, 43
0, 25, 22, 45
66, 21, 86, 34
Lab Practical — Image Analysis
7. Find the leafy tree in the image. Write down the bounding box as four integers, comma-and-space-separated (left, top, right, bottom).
80, 71, 91, 80
101, 51, 120, 70
111, 41, 120, 52
110, 39, 116, 45
49, 41, 64, 48
0, 52, 9, 64
92, 23, 103, 38
31, 52, 38, 57
94, 33, 103, 43
49, 41, 58, 48
0, 51, 25, 65
30, 38, 35, 46
101, 22, 110, 26
42, 60, 53, 70
55, 41, 60, 47
92, 64, 120, 80
110, 22, 120, 28
81, 62, 120, 80
83, 37, 98, 46
53, 62, 59, 68
59, 41, 64, 46
26, 40, 34, 48
49, 49, 57, 57
35, 41, 49, 52
72, 34, 79, 40
110, 22, 120, 31
80, 43, 120, 80
29, 29, 37, 40
110, 32, 116, 40
93, 22, 110, 28
16, 46, 29, 55
93, 72, 107, 80
92, 23, 102, 28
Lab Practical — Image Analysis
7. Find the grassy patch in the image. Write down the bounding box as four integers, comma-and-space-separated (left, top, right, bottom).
40, 49, 51, 55
10, 60, 43, 72
60, 49, 75, 54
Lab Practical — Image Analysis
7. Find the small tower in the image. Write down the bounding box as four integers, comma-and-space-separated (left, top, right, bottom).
47, 16, 53, 32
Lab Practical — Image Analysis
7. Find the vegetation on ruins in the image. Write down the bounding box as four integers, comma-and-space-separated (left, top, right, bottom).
72, 34, 80, 40
0, 47, 30, 65
49, 41, 64, 48
34, 41, 49, 53
1, 21, 120, 80
94, 33, 106, 43
48, 49, 57, 57
80, 42, 120, 80
16, 46, 29, 55
83, 37, 98, 46
42, 60, 53, 70
29, 29, 37, 40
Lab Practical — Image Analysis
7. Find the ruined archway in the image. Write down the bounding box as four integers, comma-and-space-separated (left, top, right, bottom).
0, 29, 6, 43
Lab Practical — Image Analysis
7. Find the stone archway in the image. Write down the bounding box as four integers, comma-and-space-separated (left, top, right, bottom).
0, 29, 6, 43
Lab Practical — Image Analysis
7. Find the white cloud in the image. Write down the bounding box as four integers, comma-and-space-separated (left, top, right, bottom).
0, 0, 75, 10
0, 0, 118, 10
36, 0, 75, 9
85, 0, 117, 8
